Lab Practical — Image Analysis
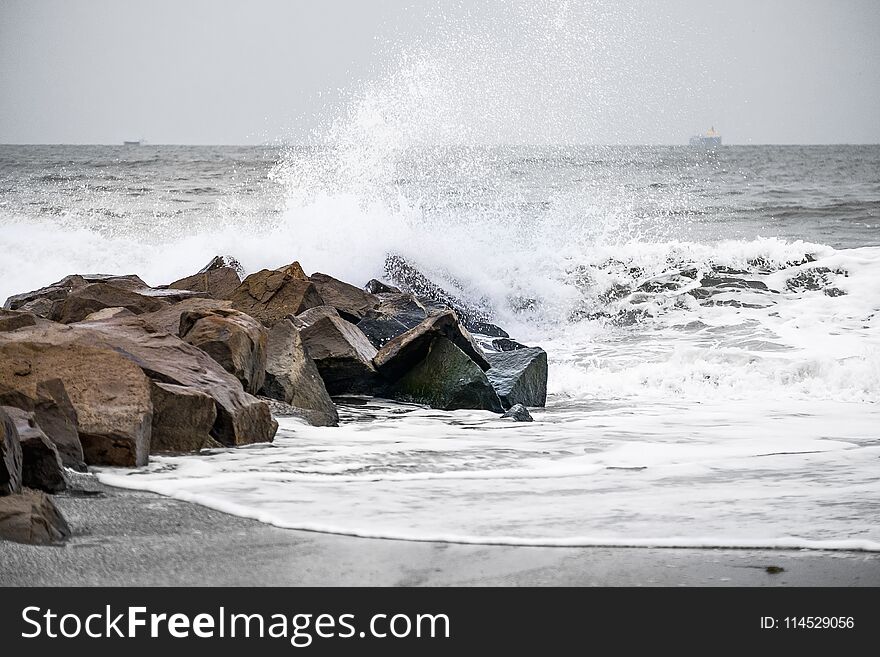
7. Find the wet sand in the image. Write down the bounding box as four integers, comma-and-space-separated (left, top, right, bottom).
1, 475, 878, 586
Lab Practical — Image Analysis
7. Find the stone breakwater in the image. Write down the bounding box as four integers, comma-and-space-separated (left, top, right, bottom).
0, 255, 547, 544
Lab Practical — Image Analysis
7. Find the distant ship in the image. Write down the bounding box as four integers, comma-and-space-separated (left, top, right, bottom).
123, 139, 144, 146
689, 127, 721, 148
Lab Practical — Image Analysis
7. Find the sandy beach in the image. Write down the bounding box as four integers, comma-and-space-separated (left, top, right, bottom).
1, 473, 877, 587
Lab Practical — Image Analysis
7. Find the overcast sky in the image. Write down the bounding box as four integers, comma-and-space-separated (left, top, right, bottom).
1, 0, 878, 145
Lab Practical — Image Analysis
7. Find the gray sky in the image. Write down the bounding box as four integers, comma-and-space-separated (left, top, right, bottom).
1, 0, 878, 145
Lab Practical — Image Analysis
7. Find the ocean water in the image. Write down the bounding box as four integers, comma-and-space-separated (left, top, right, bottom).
2, 142, 879, 551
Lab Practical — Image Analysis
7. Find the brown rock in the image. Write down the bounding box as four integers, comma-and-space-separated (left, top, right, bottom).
179, 308, 267, 394
0, 309, 38, 332
260, 319, 338, 426
149, 382, 218, 453
128, 298, 234, 335
58, 282, 168, 324
0, 488, 71, 545
3, 407, 66, 493
373, 310, 490, 381
309, 272, 379, 322
278, 261, 308, 279
3, 274, 150, 319
296, 309, 378, 395
168, 267, 242, 300
0, 378, 84, 470
0, 329, 154, 467
81, 306, 135, 322
229, 269, 323, 326
0, 407, 22, 496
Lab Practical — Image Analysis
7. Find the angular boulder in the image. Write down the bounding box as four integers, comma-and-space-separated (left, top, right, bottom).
278, 261, 308, 279
501, 403, 534, 422
260, 319, 338, 427
0, 378, 85, 470
373, 310, 490, 381
384, 254, 509, 337
81, 306, 135, 322
357, 293, 430, 349
309, 272, 379, 322
0, 407, 22, 496
58, 282, 169, 324
386, 337, 504, 412
0, 331, 153, 467
0, 309, 38, 332
149, 382, 218, 453
179, 308, 268, 395
485, 347, 548, 409
0, 488, 71, 545
4, 407, 66, 493
168, 258, 242, 300
229, 269, 324, 326
295, 307, 378, 395
364, 279, 401, 295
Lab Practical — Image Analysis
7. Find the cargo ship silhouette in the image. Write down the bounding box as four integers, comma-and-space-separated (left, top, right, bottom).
689, 127, 721, 148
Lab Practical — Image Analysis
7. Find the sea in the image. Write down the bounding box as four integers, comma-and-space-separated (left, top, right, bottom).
1, 143, 878, 551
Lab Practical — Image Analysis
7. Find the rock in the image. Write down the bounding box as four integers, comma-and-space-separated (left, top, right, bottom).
490, 338, 530, 352
373, 310, 490, 381
198, 255, 246, 278
260, 319, 338, 427
364, 279, 401, 294
4, 407, 66, 493
485, 347, 548, 409
500, 403, 533, 422
3, 273, 157, 319
386, 337, 504, 412
168, 266, 241, 300
0, 309, 38, 332
58, 282, 168, 323
308, 272, 380, 322
81, 307, 135, 322
296, 308, 378, 395
383, 254, 509, 337
278, 261, 308, 279
0, 329, 153, 467
357, 294, 430, 349
149, 382, 218, 453
292, 304, 343, 328
179, 308, 268, 395
77, 320, 277, 448
0, 407, 22, 496
229, 269, 324, 326
0, 488, 71, 545
125, 298, 234, 335
0, 379, 85, 470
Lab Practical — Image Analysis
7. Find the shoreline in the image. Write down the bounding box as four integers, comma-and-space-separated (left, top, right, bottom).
2, 474, 878, 587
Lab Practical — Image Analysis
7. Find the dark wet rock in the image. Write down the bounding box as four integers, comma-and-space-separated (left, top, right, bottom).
0, 379, 84, 470
179, 308, 268, 395
229, 269, 324, 326
501, 404, 533, 422
0, 328, 153, 467
260, 319, 338, 427
168, 266, 242, 300
385, 337, 503, 412
364, 279, 401, 294
0, 309, 38, 332
58, 282, 169, 324
490, 338, 530, 352
4, 407, 66, 493
149, 382, 218, 453
309, 272, 380, 322
384, 254, 509, 337
785, 267, 844, 294
357, 293, 430, 349
485, 347, 548, 409
0, 488, 70, 545
296, 308, 378, 395
373, 310, 490, 381
824, 287, 847, 297
0, 406, 22, 496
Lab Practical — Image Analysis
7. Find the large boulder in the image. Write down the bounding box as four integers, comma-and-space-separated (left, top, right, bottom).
0, 309, 38, 332
373, 310, 490, 381
168, 256, 243, 300
385, 337, 504, 412
115, 297, 234, 335
364, 279, 401, 295
278, 261, 308, 279
3, 407, 66, 493
57, 282, 169, 324
294, 307, 378, 395
0, 379, 85, 470
179, 308, 268, 395
0, 488, 71, 545
0, 407, 22, 496
260, 319, 338, 427
485, 347, 548, 409
0, 330, 153, 467
384, 254, 509, 337
308, 272, 379, 322
149, 382, 218, 453
501, 403, 534, 422
229, 269, 324, 326
357, 293, 431, 349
